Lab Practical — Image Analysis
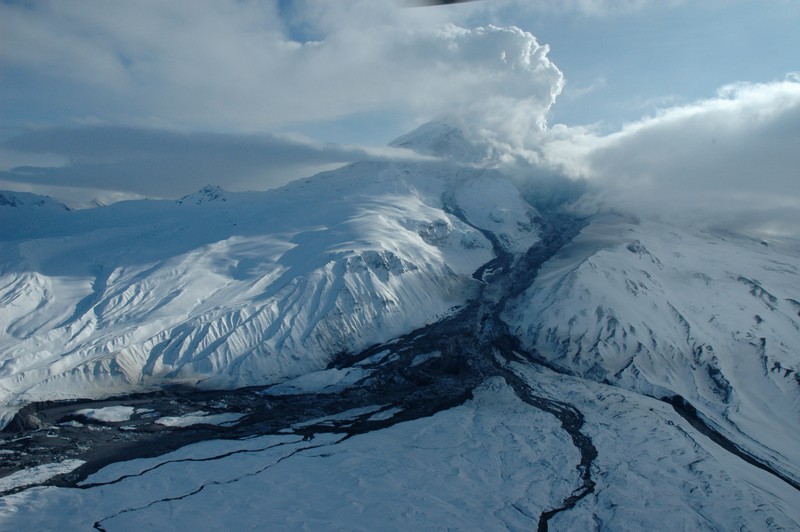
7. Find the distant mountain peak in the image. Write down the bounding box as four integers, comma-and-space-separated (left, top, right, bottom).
177, 185, 228, 205
0, 190, 70, 211
0, 192, 21, 208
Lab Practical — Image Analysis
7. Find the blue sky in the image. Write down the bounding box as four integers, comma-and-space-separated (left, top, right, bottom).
1, 0, 799, 234
521, 2, 800, 129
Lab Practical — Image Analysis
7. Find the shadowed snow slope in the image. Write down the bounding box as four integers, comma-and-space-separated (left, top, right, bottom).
504, 213, 800, 483
0, 124, 543, 425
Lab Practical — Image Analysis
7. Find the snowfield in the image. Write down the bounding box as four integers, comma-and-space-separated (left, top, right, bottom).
1, 376, 797, 530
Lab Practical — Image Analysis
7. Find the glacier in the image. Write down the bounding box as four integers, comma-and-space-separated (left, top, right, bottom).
0, 121, 798, 530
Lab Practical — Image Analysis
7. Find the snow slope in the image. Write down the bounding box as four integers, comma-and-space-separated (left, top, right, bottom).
504, 213, 800, 483
2, 375, 797, 530
0, 123, 542, 425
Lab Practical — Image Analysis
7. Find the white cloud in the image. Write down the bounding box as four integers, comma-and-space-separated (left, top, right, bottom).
0, 1, 561, 139
0, 1, 566, 202
548, 0, 687, 17
469, 0, 688, 18
541, 76, 800, 236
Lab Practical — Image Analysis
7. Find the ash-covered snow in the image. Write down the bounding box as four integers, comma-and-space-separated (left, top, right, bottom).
1, 376, 797, 530
511, 364, 800, 530
262, 367, 372, 396
0, 380, 578, 530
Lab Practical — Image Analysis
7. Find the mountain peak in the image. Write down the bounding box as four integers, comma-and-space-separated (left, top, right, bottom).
0, 190, 70, 211
177, 185, 228, 205
389, 119, 488, 163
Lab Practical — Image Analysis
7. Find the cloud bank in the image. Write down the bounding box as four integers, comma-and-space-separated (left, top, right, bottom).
1, 1, 564, 200
539, 76, 800, 237
0, 1, 560, 135
478, 0, 689, 19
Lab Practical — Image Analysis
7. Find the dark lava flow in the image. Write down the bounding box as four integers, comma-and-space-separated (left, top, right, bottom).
1, 207, 596, 529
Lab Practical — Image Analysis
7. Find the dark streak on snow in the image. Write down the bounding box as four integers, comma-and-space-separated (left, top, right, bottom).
666, 395, 800, 492
80, 438, 303, 490
92, 435, 348, 531
499, 359, 597, 532
439, 202, 597, 530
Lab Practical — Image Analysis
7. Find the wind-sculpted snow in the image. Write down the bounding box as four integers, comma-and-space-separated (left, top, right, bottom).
505, 213, 800, 484
0, 128, 546, 425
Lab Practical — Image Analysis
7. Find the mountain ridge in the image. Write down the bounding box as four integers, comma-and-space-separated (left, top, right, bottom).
0, 122, 544, 425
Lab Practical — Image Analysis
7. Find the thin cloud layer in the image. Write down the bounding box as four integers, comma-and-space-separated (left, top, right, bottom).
0, 127, 428, 198
526, 0, 688, 17
541, 76, 800, 236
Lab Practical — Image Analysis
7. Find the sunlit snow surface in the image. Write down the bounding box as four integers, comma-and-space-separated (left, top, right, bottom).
154, 411, 244, 428
74, 406, 135, 423
0, 152, 540, 423
0, 459, 85, 494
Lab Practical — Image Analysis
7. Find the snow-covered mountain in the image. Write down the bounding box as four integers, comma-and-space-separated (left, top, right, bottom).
504, 213, 800, 486
1, 121, 798, 529
0, 123, 540, 425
